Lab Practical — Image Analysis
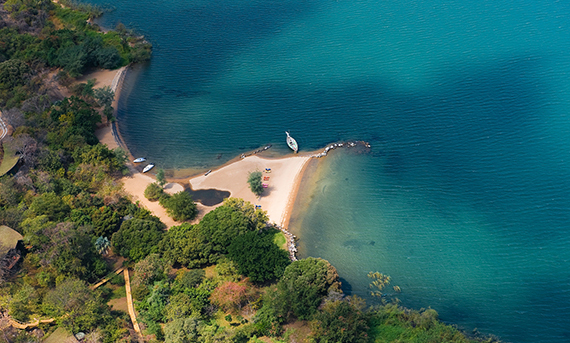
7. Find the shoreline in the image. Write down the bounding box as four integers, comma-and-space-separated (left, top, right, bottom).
88, 66, 370, 250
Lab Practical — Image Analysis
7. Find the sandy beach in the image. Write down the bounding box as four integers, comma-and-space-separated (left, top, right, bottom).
190, 155, 311, 227
121, 172, 185, 228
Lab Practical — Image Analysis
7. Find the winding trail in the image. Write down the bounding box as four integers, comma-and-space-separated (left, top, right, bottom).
0, 266, 127, 331
89, 267, 125, 290
123, 269, 143, 342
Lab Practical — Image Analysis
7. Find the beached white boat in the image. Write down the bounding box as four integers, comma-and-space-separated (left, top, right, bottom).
143, 164, 155, 173
133, 157, 146, 163
285, 131, 298, 153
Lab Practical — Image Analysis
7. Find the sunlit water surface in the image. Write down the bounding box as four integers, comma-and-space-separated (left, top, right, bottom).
88, 0, 570, 341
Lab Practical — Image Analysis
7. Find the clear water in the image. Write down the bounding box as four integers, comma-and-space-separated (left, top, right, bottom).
88, 0, 570, 341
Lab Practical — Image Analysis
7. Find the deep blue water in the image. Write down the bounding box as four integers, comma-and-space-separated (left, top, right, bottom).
88, 0, 570, 341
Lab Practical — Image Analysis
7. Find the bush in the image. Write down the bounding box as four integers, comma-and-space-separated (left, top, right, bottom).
159, 191, 197, 221
144, 182, 164, 201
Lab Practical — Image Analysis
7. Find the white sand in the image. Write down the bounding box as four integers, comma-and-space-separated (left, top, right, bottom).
190, 155, 311, 227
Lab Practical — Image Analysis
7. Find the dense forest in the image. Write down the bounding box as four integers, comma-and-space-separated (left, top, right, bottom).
0, 0, 499, 342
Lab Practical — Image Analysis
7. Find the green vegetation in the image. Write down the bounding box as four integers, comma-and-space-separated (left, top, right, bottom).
0, 142, 20, 176
156, 168, 166, 187
273, 231, 287, 250
228, 230, 290, 282
0, 0, 151, 108
111, 218, 165, 262
144, 182, 164, 201
0, 1, 497, 342
248, 170, 263, 196
159, 191, 197, 221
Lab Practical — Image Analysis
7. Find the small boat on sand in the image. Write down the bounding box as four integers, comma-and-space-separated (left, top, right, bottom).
133, 157, 146, 163
285, 131, 298, 153
143, 164, 155, 173
205, 170, 212, 176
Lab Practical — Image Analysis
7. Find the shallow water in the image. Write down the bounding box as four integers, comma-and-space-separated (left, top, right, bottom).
88, 0, 570, 341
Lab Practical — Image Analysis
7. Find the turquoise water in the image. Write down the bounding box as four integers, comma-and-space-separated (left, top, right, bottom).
89, 0, 570, 341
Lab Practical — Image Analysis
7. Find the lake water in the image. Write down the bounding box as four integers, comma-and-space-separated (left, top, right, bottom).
89, 0, 570, 341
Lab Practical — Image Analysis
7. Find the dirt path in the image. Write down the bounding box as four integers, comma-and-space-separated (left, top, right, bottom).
123, 269, 143, 342
89, 267, 125, 290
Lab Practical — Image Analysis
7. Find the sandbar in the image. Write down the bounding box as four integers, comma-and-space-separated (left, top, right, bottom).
190, 154, 311, 227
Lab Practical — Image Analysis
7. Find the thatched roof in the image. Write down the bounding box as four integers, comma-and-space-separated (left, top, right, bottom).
0, 225, 23, 258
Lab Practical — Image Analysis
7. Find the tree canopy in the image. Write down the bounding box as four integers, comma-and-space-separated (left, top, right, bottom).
159, 191, 197, 221
111, 218, 165, 262
228, 230, 290, 283
276, 257, 341, 320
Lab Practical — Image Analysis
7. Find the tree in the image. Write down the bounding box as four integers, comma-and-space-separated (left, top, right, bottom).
159, 223, 201, 266
42, 278, 111, 332
276, 257, 341, 320
247, 171, 263, 196
309, 299, 370, 343
131, 253, 168, 300
4, 134, 38, 168
27, 192, 70, 222
156, 168, 166, 187
72, 144, 126, 174
164, 317, 202, 343
95, 236, 110, 255
93, 86, 114, 120
111, 218, 165, 261
223, 197, 268, 230
144, 182, 164, 201
228, 230, 290, 283
0, 59, 31, 90
91, 206, 120, 237
209, 279, 258, 314
159, 191, 197, 221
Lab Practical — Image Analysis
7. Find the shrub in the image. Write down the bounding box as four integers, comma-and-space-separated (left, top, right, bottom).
159, 191, 197, 221
144, 182, 164, 201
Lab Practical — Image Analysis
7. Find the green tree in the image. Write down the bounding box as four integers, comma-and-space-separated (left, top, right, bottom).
73, 144, 126, 174
172, 269, 205, 291
0, 59, 31, 90
144, 182, 164, 201
131, 254, 168, 300
247, 171, 263, 196
164, 317, 202, 343
160, 223, 201, 266
95, 236, 110, 255
159, 191, 197, 221
93, 86, 114, 120
42, 278, 111, 333
91, 206, 120, 237
27, 192, 70, 221
310, 299, 370, 343
276, 257, 341, 320
156, 168, 166, 187
111, 218, 165, 261
223, 197, 268, 230
228, 230, 290, 283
